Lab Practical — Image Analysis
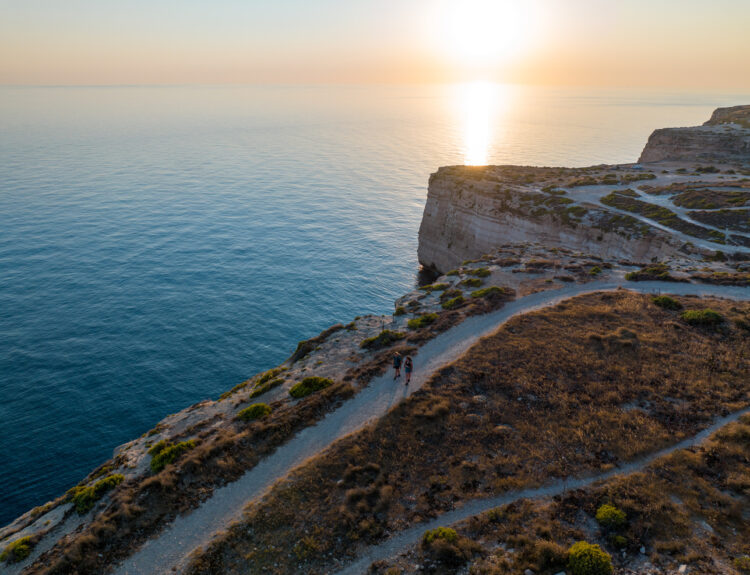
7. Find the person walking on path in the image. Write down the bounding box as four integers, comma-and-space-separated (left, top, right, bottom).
404, 356, 413, 386
393, 352, 402, 379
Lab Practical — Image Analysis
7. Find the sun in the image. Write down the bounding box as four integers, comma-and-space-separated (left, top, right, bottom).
440, 0, 531, 68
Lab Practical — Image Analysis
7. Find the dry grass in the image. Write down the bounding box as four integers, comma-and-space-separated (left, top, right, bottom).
186, 291, 750, 575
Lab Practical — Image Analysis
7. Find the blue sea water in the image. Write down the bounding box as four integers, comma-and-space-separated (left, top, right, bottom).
0, 84, 747, 527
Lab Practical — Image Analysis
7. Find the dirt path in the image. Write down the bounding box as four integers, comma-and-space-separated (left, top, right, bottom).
112, 280, 749, 575
333, 406, 750, 574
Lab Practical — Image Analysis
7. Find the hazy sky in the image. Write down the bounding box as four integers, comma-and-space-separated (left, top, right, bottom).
1, 0, 749, 89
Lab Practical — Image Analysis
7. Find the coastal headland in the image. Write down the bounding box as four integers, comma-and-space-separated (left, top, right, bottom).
2, 107, 749, 575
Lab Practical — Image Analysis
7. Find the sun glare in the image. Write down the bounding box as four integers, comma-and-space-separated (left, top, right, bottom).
459, 81, 506, 166
442, 0, 531, 68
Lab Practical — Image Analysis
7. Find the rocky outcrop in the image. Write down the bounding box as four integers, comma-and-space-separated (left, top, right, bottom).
704, 105, 750, 128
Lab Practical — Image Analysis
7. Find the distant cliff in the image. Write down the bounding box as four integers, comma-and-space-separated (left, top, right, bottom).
638, 105, 750, 163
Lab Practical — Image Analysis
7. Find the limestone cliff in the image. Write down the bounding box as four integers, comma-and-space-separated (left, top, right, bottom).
639, 105, 750, 163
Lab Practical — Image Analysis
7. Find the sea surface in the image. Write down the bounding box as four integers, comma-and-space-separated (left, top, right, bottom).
1, 84, 747, 527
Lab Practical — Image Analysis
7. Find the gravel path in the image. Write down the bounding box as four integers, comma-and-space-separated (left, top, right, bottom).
333, 406, 750, 575
113, 279, 750, 575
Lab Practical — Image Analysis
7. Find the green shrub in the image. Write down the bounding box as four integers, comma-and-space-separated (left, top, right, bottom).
420, 283, 449, 293
681, 309, 724, 327
589, 266, 602, 275
470, 286, 509, 299
360, 330, 406, 350
652, 295, 682, 310
441, 296, 465, 310
468, 267, 491, 278
394, 306, 406, 316
459, 278, 482, 288
734, 557, 750, 573
289, 376, 333, 398
237, 403, 272, 421
568, 542, 613, 575
531, 540, 569, 570
608, 535, 628, 549
595, 504, 627, 530
67, 474, 125, 514
446, 269, 460, 276
0, 536, 33, 563
250, 377, 284, 398
423, 527, 458, 545
150, 441, 197, 473
408, 313, 438, 330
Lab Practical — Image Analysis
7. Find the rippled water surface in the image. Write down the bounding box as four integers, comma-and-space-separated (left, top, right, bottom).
0, 84, 746, 526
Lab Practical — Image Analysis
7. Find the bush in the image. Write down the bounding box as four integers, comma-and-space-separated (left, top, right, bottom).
289, 376, 333, 398
150, 441, 197, 473
568, 542, 613, 575
459, 278, 482, 288
446, 269, 460, 276
652, 295, 682, 310
441, 296, 465, 310
468, 267, 491, 278
681, 309, 724, 327
470, 286, 509, 299
407, 313, 438, 330
250, 377, 284, 398
423, 527, 458, 545
237, 403, 272, 421
608, 534, 628, 549
595, 504, 627, 530
394, 306, 406, 316
531, 540, 568, 570
420, 283, 449, 293
67, 474, 125, 514
589, 266, 602, 275
0, 536, 33, 563
360, 330, 406, 350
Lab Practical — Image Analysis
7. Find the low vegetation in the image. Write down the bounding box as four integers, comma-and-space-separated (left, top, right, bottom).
407, 313, 438, 330
67, 474, 125, 514
680, 308, 724, 327
289, 377, 333, 399
1, 536, 35, 564
420, 283, 449, 293
184, 292, 750, 575
149, 440, 197, 473
236, 403, 272, 422
595, 504, 627, 530
652, 295, 683, 310
624, 263, 683, 282
568, 542, 613, 575
467, 267, 491, 278
459, 278, 482, 288
470, 286, 511, 299
360, 330, 406, 350
441, 295, 465, 310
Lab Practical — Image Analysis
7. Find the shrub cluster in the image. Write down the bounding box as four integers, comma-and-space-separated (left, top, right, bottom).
470, 286, 509, 299
250, 377, 284, 399
237, 403, 272, 422
289, 376, 333, 399
407, 313, 438, 330
651, 295, 682, 310
360, 330, 406, 350
468, 267, 491, 278
67, 474, 125, 514
595, 503, 627, 530
0, 536, 33, 564
681, 308, 724, 327
568, 541, 613, 575
423, 527, 458, 545
441, 296, 465, 310
459, 278, 482, 288
625, 263, 680, 282
149, 440, 197, 473
420, 283, 449, 293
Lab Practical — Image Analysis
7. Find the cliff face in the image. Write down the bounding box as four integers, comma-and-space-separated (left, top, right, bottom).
638, 124, 750, 164
417, 167, 686, 273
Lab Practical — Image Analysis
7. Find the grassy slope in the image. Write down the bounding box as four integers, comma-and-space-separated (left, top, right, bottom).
187, 291, 750, 574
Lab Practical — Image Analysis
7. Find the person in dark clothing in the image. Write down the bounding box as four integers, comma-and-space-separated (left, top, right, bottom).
404, 356, 413, 385
393, 351, 402, 379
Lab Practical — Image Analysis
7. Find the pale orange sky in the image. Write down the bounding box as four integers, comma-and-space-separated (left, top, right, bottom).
1, 0, 749, 90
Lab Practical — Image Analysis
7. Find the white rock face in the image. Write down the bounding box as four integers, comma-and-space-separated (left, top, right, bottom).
417, 168, 684, 273
638, 124, 750, 164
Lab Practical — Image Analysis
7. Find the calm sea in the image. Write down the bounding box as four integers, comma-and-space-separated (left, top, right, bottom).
1, 84, 746, 526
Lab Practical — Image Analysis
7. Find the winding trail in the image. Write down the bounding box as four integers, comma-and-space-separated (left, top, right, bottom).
113, 279, 749, 575
333, 407, 750, 574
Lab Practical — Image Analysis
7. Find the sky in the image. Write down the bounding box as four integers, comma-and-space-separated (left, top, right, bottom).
1, 0, 749, 89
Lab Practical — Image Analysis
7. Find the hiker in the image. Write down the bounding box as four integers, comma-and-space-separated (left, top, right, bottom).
404, 356, 413, 386
393, 351, 402, 379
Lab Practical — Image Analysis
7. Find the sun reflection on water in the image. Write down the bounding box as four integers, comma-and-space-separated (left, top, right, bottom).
459, 82, 505, 166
